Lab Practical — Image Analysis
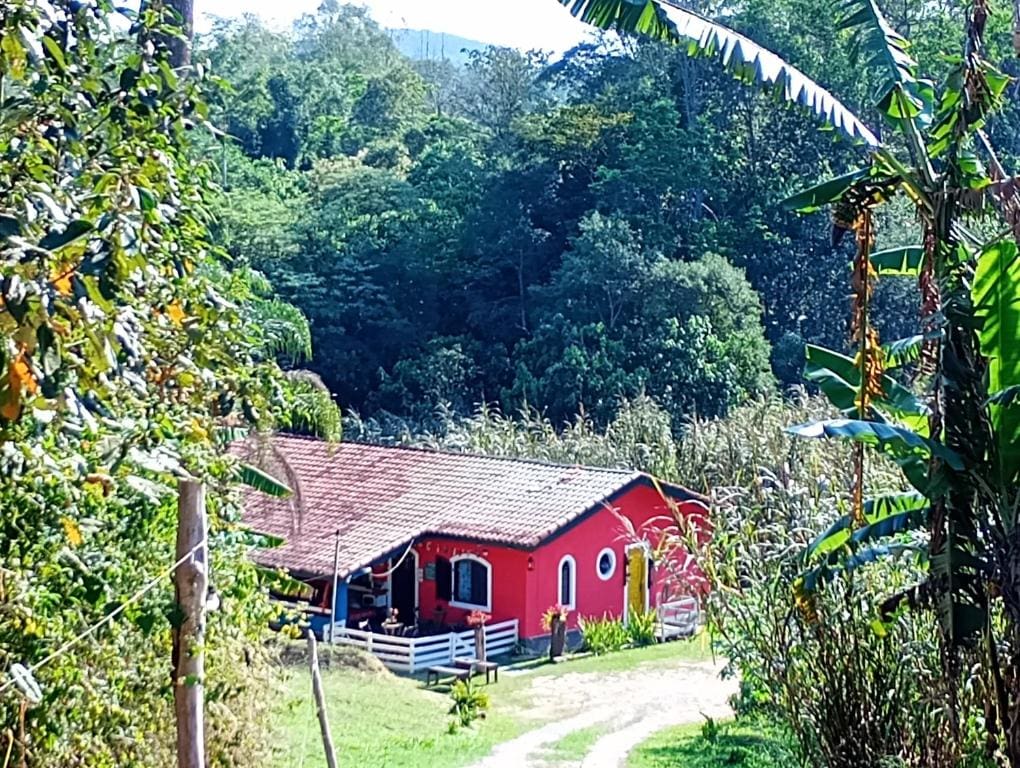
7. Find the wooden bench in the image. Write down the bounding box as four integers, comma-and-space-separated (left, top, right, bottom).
453, 657, 499, 684
425, 665, 471, 687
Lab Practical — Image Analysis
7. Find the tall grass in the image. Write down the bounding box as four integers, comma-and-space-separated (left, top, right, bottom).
346, 396, 680, 480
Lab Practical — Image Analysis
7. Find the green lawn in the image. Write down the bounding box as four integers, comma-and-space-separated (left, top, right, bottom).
272, 662, 522, 768
271, 637, 713, 768
499, 632, 715, 678
542, 723, 608, 761
626, 718, 797, 768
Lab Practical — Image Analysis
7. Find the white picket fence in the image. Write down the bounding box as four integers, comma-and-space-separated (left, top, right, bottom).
326, 618, 519, 673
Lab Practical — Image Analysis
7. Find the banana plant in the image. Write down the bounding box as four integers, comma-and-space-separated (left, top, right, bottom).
560, 0, 1020, 757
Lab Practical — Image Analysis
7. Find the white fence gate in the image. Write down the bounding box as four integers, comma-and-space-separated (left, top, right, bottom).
655, 597, 700, 639
327, 619, 519, 673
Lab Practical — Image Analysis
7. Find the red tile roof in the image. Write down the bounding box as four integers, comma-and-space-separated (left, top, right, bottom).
239, 436, 704, 578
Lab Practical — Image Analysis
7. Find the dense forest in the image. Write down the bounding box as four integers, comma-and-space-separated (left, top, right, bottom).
202, 0, 1020, 430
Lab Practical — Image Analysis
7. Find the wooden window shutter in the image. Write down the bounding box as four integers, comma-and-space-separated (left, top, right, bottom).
436, 556, 452, 601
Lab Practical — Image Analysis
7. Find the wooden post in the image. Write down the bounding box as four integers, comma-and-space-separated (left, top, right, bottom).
473, 624, 486, 662
329, 530, 341, 644
174, 479, 208, 768
307, 630, 339, 768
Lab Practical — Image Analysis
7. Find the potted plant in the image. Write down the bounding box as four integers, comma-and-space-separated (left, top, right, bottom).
541, 604, 569, 660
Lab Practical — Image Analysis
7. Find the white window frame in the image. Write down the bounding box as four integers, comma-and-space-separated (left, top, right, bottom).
558, 555, 577, 609
449, 554, 492, 612
595, 547, 617, 581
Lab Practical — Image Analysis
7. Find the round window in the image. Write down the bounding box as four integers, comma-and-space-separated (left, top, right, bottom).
596, 548, 617, 581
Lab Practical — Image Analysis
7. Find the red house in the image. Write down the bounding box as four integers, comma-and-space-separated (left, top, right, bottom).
243, 437, 709, 651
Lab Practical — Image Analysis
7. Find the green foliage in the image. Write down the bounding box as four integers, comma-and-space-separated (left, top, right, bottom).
402, 395, 680, 480
627, 717, 800, 768
204, 2, 920, 426
625, 611, 658, 647
0, 2, 337, 765
579, 614, 629, 654
782, 168, 871, 213
203, 0, 1020, 430
676, 398, 989, 767
569, 0, 1020, 757
559, 0, 878, 145
870, 246, 924, 276
972, 240, 1020, 486
804, 491, 927, 559
449, 678, 490, 728
700, 715, 721, 743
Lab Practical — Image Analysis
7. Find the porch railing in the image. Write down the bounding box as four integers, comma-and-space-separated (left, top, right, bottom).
326, 618, 519, 673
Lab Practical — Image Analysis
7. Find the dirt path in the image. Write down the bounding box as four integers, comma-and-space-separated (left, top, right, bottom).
469, 659, 737, 768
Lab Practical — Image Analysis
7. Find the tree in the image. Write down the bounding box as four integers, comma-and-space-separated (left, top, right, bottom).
0, 2, 336, 763
537, 212, 651, 331
200, 1, 1017, 435
456, 47, 550, 143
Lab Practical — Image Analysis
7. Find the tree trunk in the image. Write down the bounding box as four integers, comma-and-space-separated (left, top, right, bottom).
167, 0, 193, 69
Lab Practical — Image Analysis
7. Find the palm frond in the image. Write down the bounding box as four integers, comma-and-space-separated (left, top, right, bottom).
560, 0, 879, 147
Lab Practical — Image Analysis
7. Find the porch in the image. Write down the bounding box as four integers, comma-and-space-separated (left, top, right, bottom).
323, 618, 520, 674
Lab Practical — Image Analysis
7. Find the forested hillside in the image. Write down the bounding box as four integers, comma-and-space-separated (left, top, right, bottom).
202, 0, 1020, 429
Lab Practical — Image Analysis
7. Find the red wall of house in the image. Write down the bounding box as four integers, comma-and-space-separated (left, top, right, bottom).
412, 483, 709, 640
527, 484, 708, 637
412, 536, 530, 629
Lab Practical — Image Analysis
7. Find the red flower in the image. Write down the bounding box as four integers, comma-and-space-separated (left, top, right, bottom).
541, 604, 569, 630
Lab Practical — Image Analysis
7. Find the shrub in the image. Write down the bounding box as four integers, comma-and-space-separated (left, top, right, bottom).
579, 614, 628, 654
679, 396, 992, 767
449, 679, 489, 728
625, 610, 658, 647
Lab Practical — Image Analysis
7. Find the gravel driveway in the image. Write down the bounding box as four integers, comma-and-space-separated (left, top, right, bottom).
468, 658, 737, 768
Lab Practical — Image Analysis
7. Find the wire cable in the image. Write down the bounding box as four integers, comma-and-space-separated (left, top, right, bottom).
0, 540, 206, 699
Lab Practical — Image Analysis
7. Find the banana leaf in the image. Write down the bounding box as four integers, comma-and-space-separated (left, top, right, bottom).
239, 462, 293, 498
805, 491, 927, 559
801, 542, 921, 592
804, 344, 928, 432
788, 418, 963, 470
973, 240, 1020, 485
882, 334, 924, 368
870, 246, 924, 275
559, 0, 879, 146
782, 168, 871, 213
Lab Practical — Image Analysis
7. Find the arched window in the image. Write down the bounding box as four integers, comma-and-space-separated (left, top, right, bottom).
558, 555, 576, 609
450, 554, 492, 612
595, 548, 617, 581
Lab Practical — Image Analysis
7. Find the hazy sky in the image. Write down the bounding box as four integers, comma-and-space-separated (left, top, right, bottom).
196, 0, 592, 52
